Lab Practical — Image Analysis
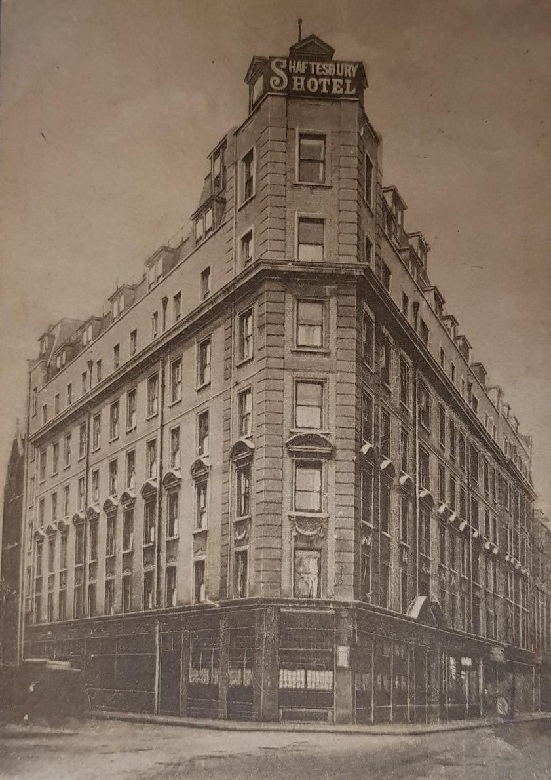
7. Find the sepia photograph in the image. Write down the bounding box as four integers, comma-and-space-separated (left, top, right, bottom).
0, 1, 550, 777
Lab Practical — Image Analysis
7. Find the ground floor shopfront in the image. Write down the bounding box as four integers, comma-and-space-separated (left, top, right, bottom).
23, 600, 550, 724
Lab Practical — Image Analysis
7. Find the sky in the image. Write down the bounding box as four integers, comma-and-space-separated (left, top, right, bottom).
0, 0, 550, 522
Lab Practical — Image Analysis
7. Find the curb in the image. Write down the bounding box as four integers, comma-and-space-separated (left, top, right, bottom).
89, 709, 551, 737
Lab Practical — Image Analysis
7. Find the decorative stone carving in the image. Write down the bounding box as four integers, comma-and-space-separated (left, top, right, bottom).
163, 468, 182, 490
140, 479, 158, 500
230, 438, 255, 463
291, 514, 327, 540
286, 432, 333, 458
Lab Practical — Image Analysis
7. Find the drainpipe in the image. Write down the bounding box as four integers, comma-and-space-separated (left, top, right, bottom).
156, 355, 166, 608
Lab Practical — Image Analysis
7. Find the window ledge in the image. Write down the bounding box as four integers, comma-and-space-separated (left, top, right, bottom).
238, 194, 255, 211
235, 356, 254, 369
166, 534, 180, 542
168, 398, 182, 408
142, 542, 155, 549
145, 413, 159, 421
193, 527, 208, 535
294, 181, 332, 189
291, 347, 330, 355
108, 437, 119, 444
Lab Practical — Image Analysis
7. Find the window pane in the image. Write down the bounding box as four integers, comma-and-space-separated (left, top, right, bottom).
295, 463, 322, 511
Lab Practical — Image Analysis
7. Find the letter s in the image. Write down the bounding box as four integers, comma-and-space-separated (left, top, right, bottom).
269, 58, 288, 91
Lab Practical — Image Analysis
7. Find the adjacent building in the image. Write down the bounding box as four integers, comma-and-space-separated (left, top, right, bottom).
21, 34, 550, 723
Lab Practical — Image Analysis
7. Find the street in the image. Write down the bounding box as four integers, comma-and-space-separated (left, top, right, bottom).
1, 719, 550, 780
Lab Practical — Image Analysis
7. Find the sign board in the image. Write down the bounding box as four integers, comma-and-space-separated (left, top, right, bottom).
251, 58, 366, 105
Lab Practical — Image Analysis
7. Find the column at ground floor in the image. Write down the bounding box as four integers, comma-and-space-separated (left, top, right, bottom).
23, 602, 551, 724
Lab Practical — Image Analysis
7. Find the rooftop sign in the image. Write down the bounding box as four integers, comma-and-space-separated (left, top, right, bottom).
268, 57, 364, 98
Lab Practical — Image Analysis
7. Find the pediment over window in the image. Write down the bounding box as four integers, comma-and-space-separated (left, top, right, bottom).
407, 595, 446, 628
289, 34, 335, 61
418, 488, 434, 507
163, 468, 182, 490
72, 511, 85, 525
438, 503, 452, 521
380, 459, 396, 478
399, 472, 413, 491
286, 432, 333, 458
120, 489, 136, 509
358, 440, 377, 462
45, 523, 58, 535
230, 438, 255, 463
103, 497, 119, 514
57, 518, 70, 533
86, 505, 100, 521
140, 479, 158, 500
190, 459, 209, 481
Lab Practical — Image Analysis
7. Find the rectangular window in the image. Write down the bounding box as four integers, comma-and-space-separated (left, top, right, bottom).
238, 309, 254, 362
438, 404, 446, 449
364, 153, 374, 206
122, 573, 132, 613
151, 311, 158, 339
52, 441, 59, 475
204, 206, 213, 235
32, 387, 37, 416
401, 292, 409, 318
39, 449, 46, 481
63, 485, 70, 517
242, 148, 255, 201
113, 343, 120, 370
143, 501, 156, 545
380, 409, 391, 460
147, 374, 159, 417
104, 579, 115, 616
438, 464, 446, 504
237, 463, 251, 517
123, 507, 134, 551
66, 383, 72, 407
364, 234, 374, 265
298, 133, 325, 183
234, 549, 248, 599
361, 391, 373, 443
92, 413, 101, 451
50, 493, 58, 527
74, 525, 85, 567
105, 513, 116, 558
87, 583, 97, 617
63, 432, 71, 467
146, 439, 157, 480
143, 570, 155, 610
198, 338, 211, 386
197, 410, 209, 456
439, 346, 445, 369
380, 479, 391, 534
39, 497, 45, 526
77, 477, 85, 512
200, 266, 211, 298
172, 292, 182, 323
126, 388, 137, 431
238, 389, 252, 437
459, 433, 466, 472
126, 449, 136, 490
129, 329, 137, 356
108, 459, 118, 496
294, 461, 322, 512
89, 520, 98, 562
400, 495, 409, 544
296, 300, 324, 348
362, 311, 375, 368
54, 393, 60, 415
294, 548, 321, 599
195, 481, 208, 529
418, 381, 431, 429
81, 371, 88, 396
361, 467, 373, 526
295, 381, 323, 429
109, 400, 119, 440
91, 469, 100, 504
381, 262, 391, 292
420, 320, 429, 347
451, 363, 456, 383
400, 426, 409, 473
167, 492, 179, 538
469, 443, 479, 484
194, 559, 206, 604
170, 358, 182, 403
96, 360, 102, 384
297, 217, 324, 262
419, 449, 430, 490
170, 426, 180, 469
42, 404, 48, 425
240, 230, 253, 265
380, 335, 391, 386
399, 357, 410, 407
78, 422, 86, 460
449, 418, 456, 460
166, 566, 177, 607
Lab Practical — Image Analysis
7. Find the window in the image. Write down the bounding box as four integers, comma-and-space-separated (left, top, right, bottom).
60, 532, 68, 569
32, 387, 37, 416
238, 309, 254, 362
54, 393, 60, 415
88, 582, 97, 617
167, 492, 179, 538
106, 515, 116, 557
129, 329, 137, 357
151, 311, 158, 340
380, 410, 391, 460
197, 338, 211, 386
166, 567, 177, 607
380, 335, 391, 386
296, 300, 324, 348
418, 382, 431, 429
194, 215, 204, 243
380, 478, 391, 534
104, 579, 115, 616
439, 347, 445, 369
63, 485, 70, 517
438, 464, 446, 504
77, 477, 85, 511
399, 357, 410, 407
449, 476, 457, 511
147, 374, 159, 417
298, 133, 325, 183
400, 494, 409, 544
241, 230, 253, 265
471, 394, 479, 414
401, 292, 409, 317
126, 450, 136, 490
108, 459, 118, 496
65, 383, 72, 407
295, 381, 323, 429
459, 433, 466, 472
412, 301, 419, 331
204, 206, 213, 235
400, 427, 409, 473
451, 363, 456, 383
123, 507, 134, 551
238, 389, 252, 437
365, 234, 373, 265
39, 449, 46, 481
143, 501, 156, 545
51, 492, 58, 524
143, 570, 155, 610
298, 217, 324, 262
146, 439, 157, 480
39, 497, 45, 526
420, 320, 429, 347
362, 310, 375, 368
469, 444, 479, 484
212, 147, 224, 189
294, 461, 322, 512
194, 559, 206, 603
361, 391, 373, 443
96, 359, 102, 384
438, 404, 446, 449
294, 549, 321, 599
234, 549, 248, 599
237, 463, 251, 517
449, 418, 456, 460
419, 449, 430, 490
42, 404, 48, 425
92, 413, 101, 450
242, 148, 255, 201
89, 520, 98, 562
122, 573, 132, 613
78, 422, 86, 460
170, 358, 182, 403
170, 426, 181, 469
91, 469, 100, 504
197, 411, 209, 455
81, 371, 88, 396
195, 481, 208, 529
52, 441, 59, 475
109, 401, 119, 440
74, 526, 84, 566
63, 432, 71, 468
381, 262, 391, 292
200, 266, 211, 298
126, 388, 137, 431
364, 152, 374, 206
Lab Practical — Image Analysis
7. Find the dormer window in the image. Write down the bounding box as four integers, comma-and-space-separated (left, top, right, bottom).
147, 257, 162, 289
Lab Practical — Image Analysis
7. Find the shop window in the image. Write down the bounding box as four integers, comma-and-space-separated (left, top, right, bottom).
298, 133, 326, 184
297, 217, 324, 262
